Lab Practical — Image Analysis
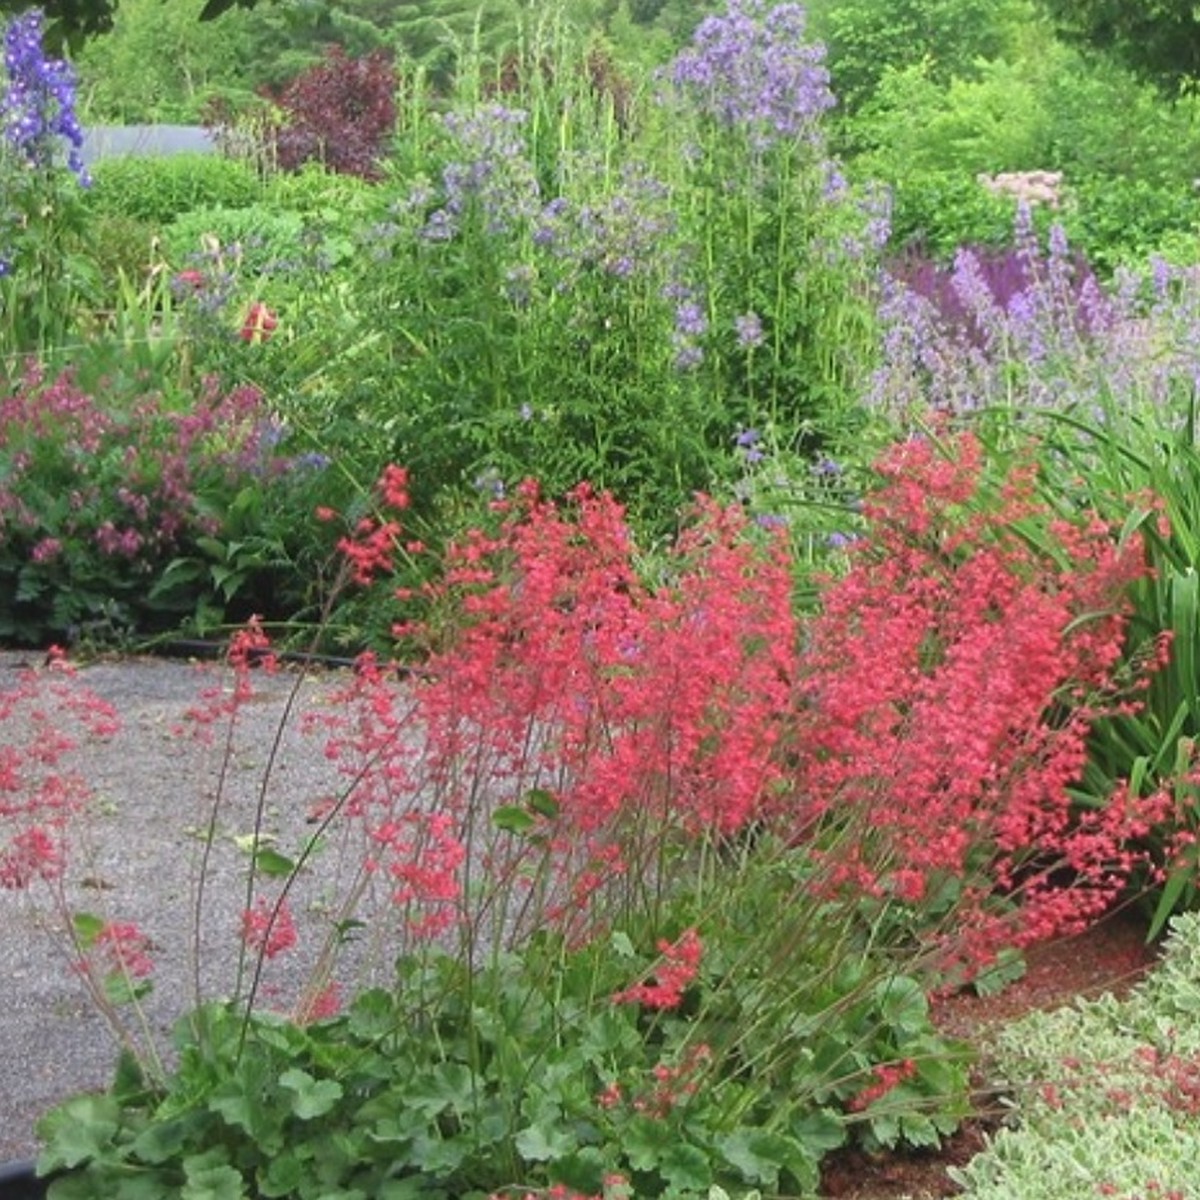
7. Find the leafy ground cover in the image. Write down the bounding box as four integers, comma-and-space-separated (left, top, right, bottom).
822, 910, 1162, 1198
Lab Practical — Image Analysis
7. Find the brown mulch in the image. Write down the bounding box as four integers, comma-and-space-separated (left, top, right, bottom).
818, 907, 1161, 1199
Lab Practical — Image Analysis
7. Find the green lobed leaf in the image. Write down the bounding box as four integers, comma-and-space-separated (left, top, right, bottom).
71, 911, 106, 948
253, 848, 297, 878
715, 1129, 805, 1187
131, 1118, 193, 1165
36, 1094, 122, 1170
658, 1143, 713, 1193
280, 1068, 344, 1119
491, 805, 537, 835
257, 1151, 305, 1198
514, 1122, 578, 1162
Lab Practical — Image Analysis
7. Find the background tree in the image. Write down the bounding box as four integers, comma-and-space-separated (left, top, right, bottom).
1033, 0, 1200, 96
0, 0, 119, 49
804, 0, 1031, 113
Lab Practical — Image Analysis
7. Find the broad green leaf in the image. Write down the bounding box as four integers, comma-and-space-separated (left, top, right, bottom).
71, 911, 106, 947
36, 1094, 121, 1170
180, 1160, 246, 1200
280, 1068, 343, 1119
610, 930, 636, 958
515, 1122, 577, 1162
525, 788, 560, 818
491, 805, 536, 835
622, 1115, 676, 1171
257, 1151, 305, 1198
658, 1143, 712, 1192
791, 1107, 847, 1156
405, 1062, 474, 1117
409, 1132, 469, 1174
103, 971, 154, 1006
716, 1129, 802, 1186
50, 1171, 173, 1200
131, 1118, 192, 1165
253, 848, 296, 878
873, 975, 929, 1033
111, 1047, 152, 1107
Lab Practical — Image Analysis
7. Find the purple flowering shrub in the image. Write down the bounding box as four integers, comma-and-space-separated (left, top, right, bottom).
313, 0, 881, 538
0, 7, 87, 183
668, 0, 835, 148
871, 201, 1200, 431
660, 0, 885, 436
0, 368, 345, 645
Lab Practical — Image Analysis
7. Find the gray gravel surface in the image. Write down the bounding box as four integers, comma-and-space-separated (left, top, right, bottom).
0, 651, 359, 1163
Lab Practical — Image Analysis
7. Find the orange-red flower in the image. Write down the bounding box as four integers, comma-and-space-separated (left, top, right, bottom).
240, 301, 278, 343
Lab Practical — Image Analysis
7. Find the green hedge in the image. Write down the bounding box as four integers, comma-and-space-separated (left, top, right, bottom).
84, 154, 263, 226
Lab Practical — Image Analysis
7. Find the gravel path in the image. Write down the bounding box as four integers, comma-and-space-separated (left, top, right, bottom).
0, 651, 355, 1162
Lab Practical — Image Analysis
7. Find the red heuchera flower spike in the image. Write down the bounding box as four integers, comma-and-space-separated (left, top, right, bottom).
612, 927, 703, 1010
241, 897, 298, 959
790, 430, 1169, 977
85, 920, 155, 979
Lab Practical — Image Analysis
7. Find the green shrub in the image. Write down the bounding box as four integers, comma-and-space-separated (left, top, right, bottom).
880, 170, 1046, 260
161, 204, 310, 276
83, 154, 262, 226
262, 161, 376, 216
66, 213, 161, 296
809, 0, 1029, 115
846, 58, 1051, 176
1036, 53, 1200, 187
1064, 176, 1200, 276
0, 366, 347, 646
277, 3, 882, 544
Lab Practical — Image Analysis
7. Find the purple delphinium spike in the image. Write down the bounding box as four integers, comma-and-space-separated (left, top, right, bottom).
2, 9, 89, 186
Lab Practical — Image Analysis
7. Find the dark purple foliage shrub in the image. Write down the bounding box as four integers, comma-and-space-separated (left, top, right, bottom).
269, 48, 397, 181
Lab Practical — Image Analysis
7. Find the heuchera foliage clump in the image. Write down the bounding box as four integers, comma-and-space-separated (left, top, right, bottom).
5, 436, 1184, 1195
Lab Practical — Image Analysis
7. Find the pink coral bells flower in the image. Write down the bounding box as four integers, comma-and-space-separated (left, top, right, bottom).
241, 897, 298, 959
792, 429, 1166, 979
378, 463, 410, 510
613, 927, 703, 1010
0, 826, 64, 888
240, 301, 278, 343
89, 920, 155, 979
849, 1058, 919, 1112
298, 980, 342, 1023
